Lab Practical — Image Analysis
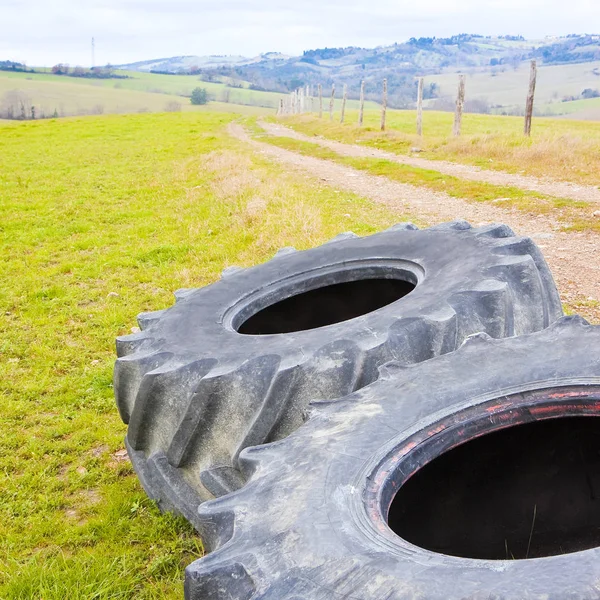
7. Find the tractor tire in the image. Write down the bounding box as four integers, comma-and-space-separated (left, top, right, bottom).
187, 316, 600, 600
114, 221, 562, 525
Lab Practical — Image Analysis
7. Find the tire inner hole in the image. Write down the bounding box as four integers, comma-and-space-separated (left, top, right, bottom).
237, 278, 415, 335
389, 417, 600, 560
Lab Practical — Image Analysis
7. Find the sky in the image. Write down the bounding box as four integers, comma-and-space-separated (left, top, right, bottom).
2, 0, 600, 67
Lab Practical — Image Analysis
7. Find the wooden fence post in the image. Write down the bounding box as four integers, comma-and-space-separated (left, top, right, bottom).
358, 80, 365, 126
416, 77, 424, 136
277, 98, 283, 116
453, 74, 466, 136
524, 60, 537, 137
329, 84, 335, 121
300, 87, 305, 113
340, 84, 348, 123
380, 78, 388, 131
318, 84, 323, 118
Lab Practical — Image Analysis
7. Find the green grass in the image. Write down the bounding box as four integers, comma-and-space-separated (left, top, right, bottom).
0, 70, 379, 120
254, 131, 597, 229
0, 111, 415, 599
1, 70, 285, 110
0, 73, 274, 118
275, 112, 600, 187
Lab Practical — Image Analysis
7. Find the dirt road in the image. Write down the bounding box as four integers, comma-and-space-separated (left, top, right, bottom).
259, 120, 600, 204
229, 122, 600, 322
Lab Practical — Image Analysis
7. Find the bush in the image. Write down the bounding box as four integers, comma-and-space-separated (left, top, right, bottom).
190, 87, 208, 105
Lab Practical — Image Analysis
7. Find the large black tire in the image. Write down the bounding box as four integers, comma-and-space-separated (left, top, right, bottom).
187, 316, 600, 600
114, 221, 562, 522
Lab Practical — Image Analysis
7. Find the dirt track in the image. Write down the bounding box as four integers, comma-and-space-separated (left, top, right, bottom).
260, 120, 600, 204
229, 122, 600, 322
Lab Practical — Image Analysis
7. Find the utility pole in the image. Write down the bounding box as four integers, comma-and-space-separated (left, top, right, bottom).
91, 37, 95, 68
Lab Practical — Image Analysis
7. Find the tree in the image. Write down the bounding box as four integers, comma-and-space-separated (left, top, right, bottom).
190, 87, 208, 105
582, 88, 600, 99
51, 63, 69, 75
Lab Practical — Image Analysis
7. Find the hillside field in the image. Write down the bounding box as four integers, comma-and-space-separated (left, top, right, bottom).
0, 111, 410, 599
0, 70, 380, 119
428, 60, 600, 116
0, 70, 285, 118
0, 74, 274, 118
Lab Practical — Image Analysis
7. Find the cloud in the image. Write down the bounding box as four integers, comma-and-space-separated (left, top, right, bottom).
1, 0, 600, 66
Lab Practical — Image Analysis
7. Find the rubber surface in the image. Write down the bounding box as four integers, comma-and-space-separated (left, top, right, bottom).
187, 316, 600, 600
113, 221, 562, 522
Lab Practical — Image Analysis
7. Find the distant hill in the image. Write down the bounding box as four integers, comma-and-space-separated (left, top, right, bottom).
117, 53, 291, 74
118, 34, 600, 112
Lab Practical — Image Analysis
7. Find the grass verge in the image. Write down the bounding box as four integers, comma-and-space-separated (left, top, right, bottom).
0, 112, 417, 598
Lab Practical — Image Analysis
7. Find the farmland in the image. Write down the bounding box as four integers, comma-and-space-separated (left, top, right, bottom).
427, 60, 600, 116
0, 69, 380, 119
0, 112, 409, 599
0, 70, 283, 117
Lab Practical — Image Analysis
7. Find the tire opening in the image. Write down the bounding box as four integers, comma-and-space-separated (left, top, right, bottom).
237, 278, 415, 335
388, 416, 600, 560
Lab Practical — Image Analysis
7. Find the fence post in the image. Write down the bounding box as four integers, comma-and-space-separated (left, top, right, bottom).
340, 84, 348, 123
329, 84, 335, 121
318, 84, 323, 118
358, 80, 365, 126
380, 78, 388, 131
416, 77, 424, 136
524, 60, 537, 137
300, 87, 305, 113
277, 98, 283, 116
453, 74, 466, 136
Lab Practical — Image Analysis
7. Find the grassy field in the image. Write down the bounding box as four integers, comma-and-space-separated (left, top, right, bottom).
276, 110, 600, 187
0, 70, 379, 119
0, 70, 286, 109
0, 72, 275, 118
427, 60, 600, 115
0, 111, 413, 599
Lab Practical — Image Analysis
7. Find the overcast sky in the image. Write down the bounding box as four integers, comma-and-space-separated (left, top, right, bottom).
2, 0, 600, 66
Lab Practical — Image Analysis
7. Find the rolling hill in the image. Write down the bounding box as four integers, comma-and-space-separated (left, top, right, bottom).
118, 34, 600, 114
0, 70, 284, 119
